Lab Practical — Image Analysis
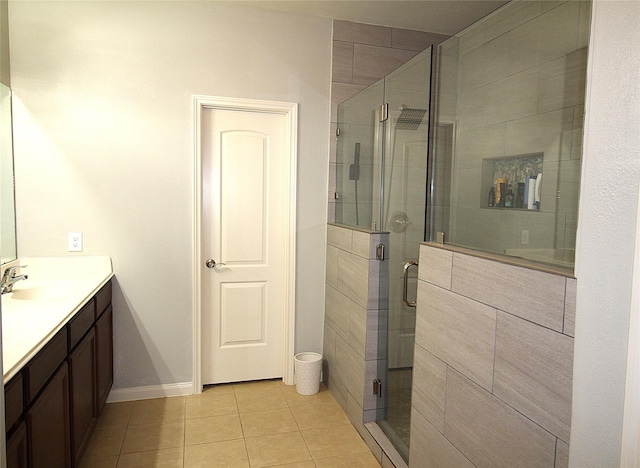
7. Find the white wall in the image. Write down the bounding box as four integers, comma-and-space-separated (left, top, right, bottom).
572, 0, 640, 466
8, 1, 331, 390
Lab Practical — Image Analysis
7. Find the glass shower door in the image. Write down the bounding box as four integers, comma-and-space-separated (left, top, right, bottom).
334, 47, 432, 463
375, 48, 432, 461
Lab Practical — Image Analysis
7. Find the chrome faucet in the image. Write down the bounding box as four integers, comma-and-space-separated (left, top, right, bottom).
1, 265, 28, 294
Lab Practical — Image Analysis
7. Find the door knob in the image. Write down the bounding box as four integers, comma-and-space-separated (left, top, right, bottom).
205, 259, 225, 269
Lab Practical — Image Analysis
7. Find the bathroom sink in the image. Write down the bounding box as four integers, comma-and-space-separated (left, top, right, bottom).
8, 283, 73, 301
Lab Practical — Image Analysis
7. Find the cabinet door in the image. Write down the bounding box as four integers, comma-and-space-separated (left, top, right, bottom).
95, 305, 113, 412
26, 362, 71, 468
69, 328, 97, 466
6, 421, 28, 468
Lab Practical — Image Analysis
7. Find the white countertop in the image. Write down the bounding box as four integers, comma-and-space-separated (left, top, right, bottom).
2, 256, 114, 383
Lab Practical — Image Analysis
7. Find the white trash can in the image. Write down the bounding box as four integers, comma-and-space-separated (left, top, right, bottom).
294, 352, 322, 395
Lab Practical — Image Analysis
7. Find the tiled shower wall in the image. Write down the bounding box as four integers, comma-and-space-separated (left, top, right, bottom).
323, 224, 390, 461
329, 20, 448, 221
437, 0, 590, 259
412, 244, 576, 467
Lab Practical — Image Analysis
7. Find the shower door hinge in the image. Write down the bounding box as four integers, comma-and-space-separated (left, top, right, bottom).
379, 103, 389, 122
373, 379, 382, 398
376, 244, 385, 261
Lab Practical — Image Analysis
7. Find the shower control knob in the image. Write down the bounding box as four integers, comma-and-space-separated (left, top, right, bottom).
205, 259, 225, 269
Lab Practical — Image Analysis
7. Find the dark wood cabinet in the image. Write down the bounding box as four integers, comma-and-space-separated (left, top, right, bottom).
95, 304, 113, 412
4, 279, 113, 468
26, 363, 71, 468
6, 422, 27, 468
68, 328, 97, 466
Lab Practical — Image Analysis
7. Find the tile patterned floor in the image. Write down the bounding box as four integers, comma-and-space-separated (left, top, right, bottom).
79, 380, 382, 468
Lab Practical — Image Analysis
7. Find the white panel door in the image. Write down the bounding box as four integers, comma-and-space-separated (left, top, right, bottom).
201, 107, 287, 384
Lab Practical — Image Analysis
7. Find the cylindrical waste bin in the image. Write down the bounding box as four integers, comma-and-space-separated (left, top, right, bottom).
294, 352, 322, 395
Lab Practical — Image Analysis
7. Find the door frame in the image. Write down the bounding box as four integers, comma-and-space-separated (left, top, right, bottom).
192, 95, 298, 393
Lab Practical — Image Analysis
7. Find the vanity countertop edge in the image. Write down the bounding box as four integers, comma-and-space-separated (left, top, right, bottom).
2, 256, 114, 384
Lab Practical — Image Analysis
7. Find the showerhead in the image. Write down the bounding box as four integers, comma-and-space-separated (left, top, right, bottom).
396, 105, 427, 130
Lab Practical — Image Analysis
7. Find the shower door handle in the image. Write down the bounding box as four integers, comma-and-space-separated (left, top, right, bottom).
402, 261, 418, 308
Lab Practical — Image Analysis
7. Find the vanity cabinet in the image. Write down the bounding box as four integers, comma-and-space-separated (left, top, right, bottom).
68, 328, 97, 466
6, 422, 27, 468
26, 363, 71, 468
4, 280, 113, 468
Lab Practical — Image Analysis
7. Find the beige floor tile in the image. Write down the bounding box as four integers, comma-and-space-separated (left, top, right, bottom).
184, 439, 249, 468
268, 462, 316, 468
96, 402, 133, 429
281, 384, 335, 407
290, 400, 349, 430
83, 425, 127, 458
245, 432, 312, 467
232, 380, 284, 394
77, 454, 119, 468
240, 408, 299, 438
129, 396, 186, 425
185, 414, 243, 446
235, 387, 288, 413
121, 420, 185, 453
116, 447, 184, 467
314, 451, 381, 467
186, 392, 238, 419
302, 423, 369, 459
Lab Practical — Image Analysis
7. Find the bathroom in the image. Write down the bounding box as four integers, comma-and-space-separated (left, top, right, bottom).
1, 1, 639, 467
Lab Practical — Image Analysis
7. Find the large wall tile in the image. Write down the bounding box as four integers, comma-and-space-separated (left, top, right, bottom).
353, 44, 418, 86
349, 301, 367, 359
325, 244, 338, 289
333, 20, 391, 47
445, 369, 557, 467
332, 41, 354, 83
556, 439, 569, 468
452, 253, 565, 331
351, 229, 371, 258
505, 108, 574, 162
335, 335, 365, 408
391, 29, 448, 52
409, 408, 474, 468
337, 250, 369, 308
331, 82, 367, 121
494, 311, 574, 442
325, 284, 351, 339
418, 244, 452, 290
537, 48, 587, 115
412, 344, 447, 432
416, 281, 496, 391
327, 223, 352, 250
564, 277, 576, 337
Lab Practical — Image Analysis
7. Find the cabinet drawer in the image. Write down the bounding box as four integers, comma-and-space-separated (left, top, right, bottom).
95, 281, 112, 319
5, 372, 24, 432
68, 300, 95, 351
25, 328, 67, 403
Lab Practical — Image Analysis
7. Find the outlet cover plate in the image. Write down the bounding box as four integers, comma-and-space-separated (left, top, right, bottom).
68, 232, 83, 252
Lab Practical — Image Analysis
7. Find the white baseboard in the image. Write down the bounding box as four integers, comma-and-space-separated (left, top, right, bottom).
106, 382, 194, 403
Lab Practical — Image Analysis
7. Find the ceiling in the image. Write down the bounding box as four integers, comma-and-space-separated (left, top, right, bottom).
228, 0, 509, 35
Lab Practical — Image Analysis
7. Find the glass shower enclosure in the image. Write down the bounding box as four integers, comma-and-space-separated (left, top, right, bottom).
334, 48, 432, 460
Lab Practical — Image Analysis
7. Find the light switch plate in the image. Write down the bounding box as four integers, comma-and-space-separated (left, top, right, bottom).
68, 232, 83, 252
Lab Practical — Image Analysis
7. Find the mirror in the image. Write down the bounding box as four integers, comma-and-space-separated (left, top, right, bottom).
1, 82, 17, 264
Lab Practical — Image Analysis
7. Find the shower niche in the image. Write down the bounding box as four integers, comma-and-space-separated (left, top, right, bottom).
480, 153, 544, 210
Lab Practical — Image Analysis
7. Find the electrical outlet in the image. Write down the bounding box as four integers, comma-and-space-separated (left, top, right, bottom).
68, 232, 83, 252
521, 230, 530, 245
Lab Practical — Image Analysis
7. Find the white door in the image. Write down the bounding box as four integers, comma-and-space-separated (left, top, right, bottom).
201, 106, 289, 385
